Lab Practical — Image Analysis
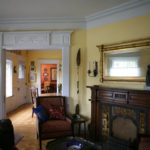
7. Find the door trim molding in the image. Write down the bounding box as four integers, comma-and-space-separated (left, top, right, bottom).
0, 31, 72, 119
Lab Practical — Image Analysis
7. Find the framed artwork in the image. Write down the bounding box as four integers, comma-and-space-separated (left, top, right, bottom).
44, 68, 47, 72
43, 73, 48, 76
30, 61, 35, 66
44, 78, 48, 81
29, 72, 36, 82
50, 68, 57, 82
30, 66, 36, 72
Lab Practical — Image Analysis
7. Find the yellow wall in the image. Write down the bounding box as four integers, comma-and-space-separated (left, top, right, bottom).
6, 51, 28, 88
7, 14, 150, 119
26, 50, 62, 86
70, 30, 87, 114
73, 14, 150, 119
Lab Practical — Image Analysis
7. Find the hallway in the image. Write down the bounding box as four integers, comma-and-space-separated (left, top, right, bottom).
8, 104, 50, 150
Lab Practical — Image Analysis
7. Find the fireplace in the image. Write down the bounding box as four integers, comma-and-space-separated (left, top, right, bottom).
87, 86, 150, 149
101, 103, 148, 149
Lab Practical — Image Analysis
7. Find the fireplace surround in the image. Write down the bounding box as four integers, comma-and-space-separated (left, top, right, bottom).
87, 86, 150, 149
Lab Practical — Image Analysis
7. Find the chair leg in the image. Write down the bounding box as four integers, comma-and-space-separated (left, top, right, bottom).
32, 110, 34, 118
32, 107, 34, 118
39, 138, 42, 150
37, 132, 39, 139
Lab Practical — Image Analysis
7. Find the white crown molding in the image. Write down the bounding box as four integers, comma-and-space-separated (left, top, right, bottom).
0, 17, 86, 30
86, 0, 150, 29
0, 0, 150, 30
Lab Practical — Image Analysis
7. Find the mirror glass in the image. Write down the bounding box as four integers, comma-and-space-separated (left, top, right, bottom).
104, 48, 150, 78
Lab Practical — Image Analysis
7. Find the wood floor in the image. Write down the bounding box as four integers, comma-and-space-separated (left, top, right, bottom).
8, 104, 51, 150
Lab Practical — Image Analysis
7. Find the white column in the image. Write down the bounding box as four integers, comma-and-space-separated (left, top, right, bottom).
0, 32, 6, 119
62, 46, 70, 111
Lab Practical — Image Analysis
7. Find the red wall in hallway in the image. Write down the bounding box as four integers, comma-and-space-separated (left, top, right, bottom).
41, 64, 57, 86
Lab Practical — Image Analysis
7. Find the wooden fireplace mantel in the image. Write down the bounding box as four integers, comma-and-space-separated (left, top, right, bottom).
87, 85, 150, 141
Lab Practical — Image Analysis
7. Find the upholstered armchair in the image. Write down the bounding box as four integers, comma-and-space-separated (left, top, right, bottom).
0, 119, 18, 150
35, 96, 72, 150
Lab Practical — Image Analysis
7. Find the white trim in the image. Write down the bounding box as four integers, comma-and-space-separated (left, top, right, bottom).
86, 0, 150, 29
0, 31, 72, 118
0, 19, 86, 30
0, 49, 6, 119
38, 59, 60, 95
0, 32, 6, 119
0, 0, 150, 30
3, 31, 72, 50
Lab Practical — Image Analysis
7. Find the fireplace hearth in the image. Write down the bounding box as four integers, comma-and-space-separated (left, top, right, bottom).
87, 86, 150, 150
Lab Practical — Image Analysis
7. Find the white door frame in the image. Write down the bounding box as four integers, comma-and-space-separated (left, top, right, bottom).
38, 59, 60, 94
0, 31, 72, 119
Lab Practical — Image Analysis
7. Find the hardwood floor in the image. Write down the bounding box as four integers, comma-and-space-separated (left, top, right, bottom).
8, 104, 51, 150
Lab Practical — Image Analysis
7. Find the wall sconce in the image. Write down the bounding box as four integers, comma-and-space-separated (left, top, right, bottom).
88, 61, 98, 77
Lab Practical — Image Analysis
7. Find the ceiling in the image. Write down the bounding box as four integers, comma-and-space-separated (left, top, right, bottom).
0, 0, 132, 19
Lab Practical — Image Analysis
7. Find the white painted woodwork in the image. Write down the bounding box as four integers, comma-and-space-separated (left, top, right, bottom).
3, 31, 71, 50
0, 31, 72, 118
17, 56, 27, 105
0, 32, 6, 119
5, 53, 27, 113
38, 59, 60, 95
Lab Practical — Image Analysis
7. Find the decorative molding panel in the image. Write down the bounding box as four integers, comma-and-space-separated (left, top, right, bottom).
51, 32, 71, 46
3, 31, 72, 50
3, 32, 50, 49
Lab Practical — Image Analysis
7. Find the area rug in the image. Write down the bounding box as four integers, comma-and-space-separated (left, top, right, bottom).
14, 134, 24, 145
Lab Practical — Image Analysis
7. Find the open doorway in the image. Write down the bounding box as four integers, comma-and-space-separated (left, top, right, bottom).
41, 64, 57, 94
0, 31, 72, 119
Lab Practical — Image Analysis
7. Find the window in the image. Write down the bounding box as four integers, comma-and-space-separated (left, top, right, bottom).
18, 64, 25, 79
6, 59, 13, 97
109, 56, 140, 77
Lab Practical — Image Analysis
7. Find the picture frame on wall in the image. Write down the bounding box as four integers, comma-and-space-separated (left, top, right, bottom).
30, 66, 36, 72
29, 72, 36, 82
44, 77, 48, 81
50, 68, 57, 82
43, 73, 48, 76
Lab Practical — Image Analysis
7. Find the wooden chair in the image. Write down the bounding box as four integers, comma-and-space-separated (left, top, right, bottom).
31, 87, 38, 117
44, 82, 50, 93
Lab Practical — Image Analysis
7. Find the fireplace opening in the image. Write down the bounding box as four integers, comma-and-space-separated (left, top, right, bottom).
101, 103, 148, 149
112, 116, 137, 142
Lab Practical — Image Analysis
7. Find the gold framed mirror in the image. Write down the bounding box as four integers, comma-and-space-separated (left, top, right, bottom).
97, 38, 150, 82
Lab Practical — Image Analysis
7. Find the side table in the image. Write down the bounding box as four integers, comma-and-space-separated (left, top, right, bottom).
71, 116, 87, 138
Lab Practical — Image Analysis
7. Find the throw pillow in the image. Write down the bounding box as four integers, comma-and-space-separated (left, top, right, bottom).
49, 104, 65, 120
33, 105, 49, 122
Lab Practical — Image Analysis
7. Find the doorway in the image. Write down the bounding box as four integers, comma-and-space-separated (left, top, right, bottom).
38, 59, 60, 95
41, 64, 58, 94
0, 31, 72, 119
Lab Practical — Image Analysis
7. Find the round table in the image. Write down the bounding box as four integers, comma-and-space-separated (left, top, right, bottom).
46, 136, 101, 150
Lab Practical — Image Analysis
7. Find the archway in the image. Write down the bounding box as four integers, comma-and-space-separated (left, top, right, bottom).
0, 31, 72, 119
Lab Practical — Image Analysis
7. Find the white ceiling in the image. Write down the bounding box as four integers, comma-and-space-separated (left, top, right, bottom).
0, 0, 149, 30
0, 0, 131, 19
